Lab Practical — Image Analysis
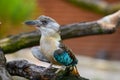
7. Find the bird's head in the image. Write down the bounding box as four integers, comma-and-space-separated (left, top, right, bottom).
25, 15, 60, 35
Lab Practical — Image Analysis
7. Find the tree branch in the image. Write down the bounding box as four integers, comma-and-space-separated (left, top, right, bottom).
0, 10, 120, 54
6, 60, 89, 80
0, 48, 12, 80
66, 0, 120, 15
0, 49, 88, 80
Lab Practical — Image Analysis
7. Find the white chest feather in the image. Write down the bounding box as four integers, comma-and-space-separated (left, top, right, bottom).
40, 37, 59, 53
40, 36, 60, 63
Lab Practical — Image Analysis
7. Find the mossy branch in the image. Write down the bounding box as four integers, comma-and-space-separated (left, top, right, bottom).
0, 10, 120, 54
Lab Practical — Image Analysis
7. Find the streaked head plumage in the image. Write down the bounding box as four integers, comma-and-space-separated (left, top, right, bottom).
25, 15, 60, 32
38, 15, 56, 24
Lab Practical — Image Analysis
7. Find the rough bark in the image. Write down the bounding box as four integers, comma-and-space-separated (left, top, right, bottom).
0, 48, 13, 80
6, 60, 89, 80
66, 0, 120, 15
0, 49, 88, 80
0, 10, 120, 54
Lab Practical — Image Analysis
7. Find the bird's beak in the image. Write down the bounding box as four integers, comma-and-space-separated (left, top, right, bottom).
24, 20, 42, 27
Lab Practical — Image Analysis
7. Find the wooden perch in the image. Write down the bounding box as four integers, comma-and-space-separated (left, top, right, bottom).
6, 60, 89, 80
0, 49, 88, 80
66, 0, 120, 15
0, 10, 120, 54
0, 48, 12, 80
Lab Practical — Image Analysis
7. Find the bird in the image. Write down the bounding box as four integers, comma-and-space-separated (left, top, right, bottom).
25, 15, 80, 76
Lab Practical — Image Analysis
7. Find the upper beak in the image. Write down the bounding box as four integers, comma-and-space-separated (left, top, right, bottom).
24, 20, 42, 26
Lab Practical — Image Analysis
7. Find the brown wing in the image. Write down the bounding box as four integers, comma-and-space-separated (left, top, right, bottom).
59, 41, 78, 64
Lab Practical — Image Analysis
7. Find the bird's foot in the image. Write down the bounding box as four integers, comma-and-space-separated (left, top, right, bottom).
55, 66, 65, 74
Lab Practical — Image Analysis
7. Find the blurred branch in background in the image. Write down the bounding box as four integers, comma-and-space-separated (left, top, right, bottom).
0, 0, 36, 38
66, 0, 120, 15
0, 10, 120, 54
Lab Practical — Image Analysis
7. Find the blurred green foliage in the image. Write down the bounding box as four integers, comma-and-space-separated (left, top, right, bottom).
0, 0, 36, 38
0, 0, 36, 24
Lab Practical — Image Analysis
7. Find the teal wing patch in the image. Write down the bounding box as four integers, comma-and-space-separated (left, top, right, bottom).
54, 49, 73, 66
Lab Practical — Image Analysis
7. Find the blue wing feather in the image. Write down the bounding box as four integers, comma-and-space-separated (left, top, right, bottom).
54, 51, 73, 66
54, 41, 78, 66
54, 49, 78, 66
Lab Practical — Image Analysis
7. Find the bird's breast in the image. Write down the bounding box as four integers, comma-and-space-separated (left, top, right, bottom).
40, 37, 60, 65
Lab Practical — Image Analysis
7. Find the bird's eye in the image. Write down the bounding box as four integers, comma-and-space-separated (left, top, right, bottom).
41, 20, 47, 25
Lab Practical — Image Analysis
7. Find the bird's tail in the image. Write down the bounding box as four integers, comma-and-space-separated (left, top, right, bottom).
65, 66, 80, 76
71, 66, 80, 76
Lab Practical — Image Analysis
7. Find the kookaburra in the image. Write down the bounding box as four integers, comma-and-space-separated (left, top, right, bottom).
25, 15, 79, 76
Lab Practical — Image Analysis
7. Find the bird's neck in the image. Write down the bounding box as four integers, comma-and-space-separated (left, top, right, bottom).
41, 32, 61, 42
